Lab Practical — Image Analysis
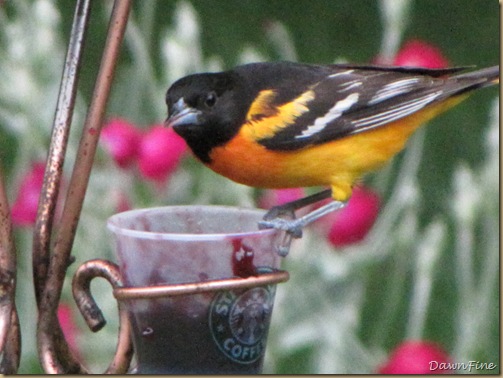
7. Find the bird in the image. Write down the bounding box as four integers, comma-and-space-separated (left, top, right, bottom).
164, 61, 499, 249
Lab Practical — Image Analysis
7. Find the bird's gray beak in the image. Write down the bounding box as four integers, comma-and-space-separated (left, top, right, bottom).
164, 98, 201, 129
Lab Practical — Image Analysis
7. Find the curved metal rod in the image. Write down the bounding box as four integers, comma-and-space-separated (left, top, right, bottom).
32, 0, 92, 372
37, 0, 132, 373
114, 270, 290, 300
0, 169, 19, 372
72, 260, 133, 374
0, 309, 21, 374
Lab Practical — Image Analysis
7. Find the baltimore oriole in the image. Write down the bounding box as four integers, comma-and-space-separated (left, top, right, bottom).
164, 62, 499, 243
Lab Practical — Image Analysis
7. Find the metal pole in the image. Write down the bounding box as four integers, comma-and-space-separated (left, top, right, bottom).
0, 168, 20, 373
36, 0, 132, 373
32, 0, 92, 372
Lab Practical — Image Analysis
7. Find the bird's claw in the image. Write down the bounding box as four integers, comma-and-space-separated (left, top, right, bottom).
258, 218, 304, 239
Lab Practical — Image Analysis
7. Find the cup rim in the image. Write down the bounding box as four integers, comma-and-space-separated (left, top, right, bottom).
107, 205, 278, 241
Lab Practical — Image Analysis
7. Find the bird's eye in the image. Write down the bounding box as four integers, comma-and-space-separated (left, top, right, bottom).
205, 92, 217, 108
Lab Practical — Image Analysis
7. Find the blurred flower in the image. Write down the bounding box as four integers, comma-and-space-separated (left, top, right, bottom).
378, 340, 452, 374
393, 39, 449, 68
110, 189, 132, 213
258, 188, 311, 219
259, 188, 306, 209
101, 118, 142, 168
11, 162, 46, 227
322, 186, 380, 247
138, 125, 188, 182
101, 119, 188, 184
57, 303, 81, 360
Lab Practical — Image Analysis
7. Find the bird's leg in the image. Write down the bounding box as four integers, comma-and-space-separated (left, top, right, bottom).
260, 199, 347, 256
259, 198, 346, 237
262, 189, 333, 220
258, 189, 347, 256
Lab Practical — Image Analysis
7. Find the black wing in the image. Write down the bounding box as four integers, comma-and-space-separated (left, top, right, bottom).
255, 64, 494, 151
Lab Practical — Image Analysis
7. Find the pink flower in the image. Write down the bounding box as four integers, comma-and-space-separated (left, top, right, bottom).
110, 189, 132, 213
378, 340, 452, 374
258, 188, 306, 209
101, 118, 188, 183
393, 39, 449, 68
11, 162, 46, 227
57, 303, 82, 359
101, 118, 142, 168
137, 125, 188, 182
258, 188, 311, 218
324, 186, 380, 247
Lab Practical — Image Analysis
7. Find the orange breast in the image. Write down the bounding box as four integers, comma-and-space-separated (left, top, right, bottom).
207, 96, 465, 201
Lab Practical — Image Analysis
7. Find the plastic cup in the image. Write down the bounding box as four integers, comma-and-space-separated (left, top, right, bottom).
107, 205, 288, 374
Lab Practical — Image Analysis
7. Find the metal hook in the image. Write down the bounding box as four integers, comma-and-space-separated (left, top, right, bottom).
72, 259, 133, 374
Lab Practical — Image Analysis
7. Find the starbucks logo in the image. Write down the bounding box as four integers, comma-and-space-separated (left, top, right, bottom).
209, 273, 276, 364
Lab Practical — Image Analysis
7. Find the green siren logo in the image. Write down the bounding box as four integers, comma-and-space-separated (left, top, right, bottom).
209, 270, 276, 364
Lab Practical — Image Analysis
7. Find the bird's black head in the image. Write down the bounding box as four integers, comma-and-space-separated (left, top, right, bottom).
165, 71, 248, 163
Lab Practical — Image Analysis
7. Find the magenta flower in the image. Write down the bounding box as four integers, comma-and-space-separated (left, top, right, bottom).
137, 125, 188, 182
259, 188, 306, 208
393, 39, 449, 68
101, 118, 142, 168
378, 340, 452, 374
57, 303, 82, 360
258, 188, 310, 218
11, 162, 46, 227
323, 186, 380, 247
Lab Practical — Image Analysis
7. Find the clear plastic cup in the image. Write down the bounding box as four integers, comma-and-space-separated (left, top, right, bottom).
107, 205, 288, 374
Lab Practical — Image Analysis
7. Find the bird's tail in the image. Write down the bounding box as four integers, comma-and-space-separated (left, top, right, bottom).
454, 65, 500, 88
